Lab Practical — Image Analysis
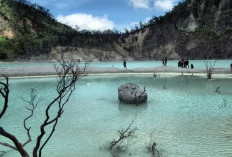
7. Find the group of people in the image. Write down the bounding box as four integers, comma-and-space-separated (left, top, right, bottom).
178, 59, 192, 68
162, 57, 194, 69
123, 59, 231, 71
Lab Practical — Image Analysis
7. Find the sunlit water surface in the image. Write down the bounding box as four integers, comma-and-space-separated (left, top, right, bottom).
0, 75, 232, 157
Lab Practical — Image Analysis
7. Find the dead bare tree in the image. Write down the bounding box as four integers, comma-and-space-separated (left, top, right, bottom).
215, 86, 221, 94
161, 80, 167, 90
146, 132, 161, 157
204, 60, 216, 79
0, 58, 88, 157
153, 73, 158, 77
219, 99, 228, 108
103, 122, 138, 157
222, 99, 228, 107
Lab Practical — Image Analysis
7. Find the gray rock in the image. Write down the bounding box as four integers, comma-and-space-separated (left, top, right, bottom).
118, 83, 147, 104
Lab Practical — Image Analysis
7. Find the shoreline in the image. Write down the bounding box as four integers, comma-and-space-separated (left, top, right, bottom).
0, 65, 231, 78
1, 73, 232, 79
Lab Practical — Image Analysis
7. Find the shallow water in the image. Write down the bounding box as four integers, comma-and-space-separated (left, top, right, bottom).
0, 59, 232, 69
0, 75, 232, 157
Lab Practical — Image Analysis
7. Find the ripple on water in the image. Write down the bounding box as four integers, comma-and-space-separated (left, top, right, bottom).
1, 75, 232, 157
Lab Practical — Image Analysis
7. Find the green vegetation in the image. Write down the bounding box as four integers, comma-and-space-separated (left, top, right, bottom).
0, 0, 76, 59
0, 37, 10, 59
0, 37, 7, 42
0, 0, 13, 20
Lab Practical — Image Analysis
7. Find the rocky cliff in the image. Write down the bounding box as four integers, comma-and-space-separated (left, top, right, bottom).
119, 0, 232, 60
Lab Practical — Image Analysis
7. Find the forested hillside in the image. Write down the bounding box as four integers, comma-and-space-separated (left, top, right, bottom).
0, 0, 121, 60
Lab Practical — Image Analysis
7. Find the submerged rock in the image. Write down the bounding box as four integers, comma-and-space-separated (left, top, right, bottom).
118, 83, 147, 104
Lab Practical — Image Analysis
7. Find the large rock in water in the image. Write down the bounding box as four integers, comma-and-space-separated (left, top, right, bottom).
118, 83, 147, 104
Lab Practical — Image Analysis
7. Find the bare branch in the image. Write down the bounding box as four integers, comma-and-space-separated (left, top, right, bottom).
204, 60, 216, 79
33, 58, 88, 157
0, 76, 9, 119
0, 76, 31, 156
146, 132, 161, 157
0, 127, 29, 157
104, 121, 138, 157
0, 142, 17, 151
219, 99, 228, 108
162, 80, 167, 90
38, 119, 58, 155
215, 86, 220, 94
21, 89, 41, 148
0, 58, 88, 157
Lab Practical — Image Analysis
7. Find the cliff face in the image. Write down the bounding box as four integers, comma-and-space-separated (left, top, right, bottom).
119, 0, 232, 60
0, 0, 232, 61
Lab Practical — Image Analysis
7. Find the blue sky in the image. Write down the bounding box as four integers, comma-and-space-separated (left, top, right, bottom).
28, 0, 183, 31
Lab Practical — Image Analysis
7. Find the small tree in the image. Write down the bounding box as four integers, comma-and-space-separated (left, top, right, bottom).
204, 60, 216, 79
0, 58, 88, 157
103, 122, 138, 157
146, 132, 161, 157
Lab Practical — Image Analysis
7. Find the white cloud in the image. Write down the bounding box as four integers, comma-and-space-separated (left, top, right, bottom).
129, 0, 150, 9
154, 0, 174, 11
57, 13, 114, 31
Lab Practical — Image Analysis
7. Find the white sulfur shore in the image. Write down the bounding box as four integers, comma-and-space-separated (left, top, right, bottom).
0, 65, 232, 78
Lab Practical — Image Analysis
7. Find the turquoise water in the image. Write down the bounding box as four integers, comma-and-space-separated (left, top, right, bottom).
0, 75, 232, 157
0, 60, 232, 69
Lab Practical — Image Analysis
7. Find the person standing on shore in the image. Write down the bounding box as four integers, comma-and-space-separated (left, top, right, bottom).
162, 57, 165, 66
230, 63, 232, 71
186, 59, 189, 68
164, 57, 167, 66
123, 60, 127, 69
191, 64, 194, 69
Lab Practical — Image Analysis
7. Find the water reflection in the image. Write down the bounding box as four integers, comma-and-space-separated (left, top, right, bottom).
118, 102, 148, 120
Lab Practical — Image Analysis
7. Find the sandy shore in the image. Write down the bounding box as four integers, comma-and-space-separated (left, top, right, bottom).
0, 64, 231, 77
